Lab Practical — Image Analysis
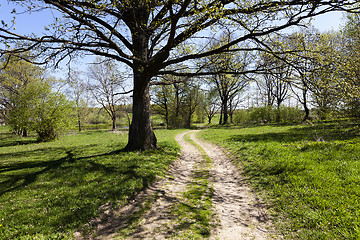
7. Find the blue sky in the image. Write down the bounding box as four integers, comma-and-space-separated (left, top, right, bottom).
0, 2, 347, 79
0, 2, 346, 36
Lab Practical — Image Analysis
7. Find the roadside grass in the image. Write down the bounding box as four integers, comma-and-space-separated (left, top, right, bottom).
0, 125, 183, 239
199, 121, 360, 239
171, 132, 214, 239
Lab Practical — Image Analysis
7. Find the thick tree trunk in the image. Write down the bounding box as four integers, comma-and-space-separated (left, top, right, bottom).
222, 99, 228, 125
223, 107, 228, 124
112, 116, 117, 131
125, 75, 157, 151
219, 106, 223, 124
276, 104, 281, 123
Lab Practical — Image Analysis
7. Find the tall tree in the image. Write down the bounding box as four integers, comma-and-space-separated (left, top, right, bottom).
340, 13, 360, 117
0, 56, 73, 140
1, 1, 358, 150
0, 54, 44, 136
67, 70, 88, 131
204, 41, 251, 125
87, 58, 126, 131
257, 38, 292, 122
307, 31, 342, 119
287, 29, 320, 121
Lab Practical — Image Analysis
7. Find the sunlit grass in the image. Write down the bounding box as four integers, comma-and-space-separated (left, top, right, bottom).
0, 126, 183, 239
170, 132, 214, 239
199, 121, 360, 239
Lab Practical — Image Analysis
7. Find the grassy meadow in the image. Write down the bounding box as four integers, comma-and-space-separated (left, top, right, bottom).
199, 120, 360, 239
1, 119, 360, 239
0, 126, 183, 239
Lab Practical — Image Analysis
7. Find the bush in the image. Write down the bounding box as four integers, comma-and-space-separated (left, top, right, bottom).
233, 106, 303, 125
8, 80, 74, 141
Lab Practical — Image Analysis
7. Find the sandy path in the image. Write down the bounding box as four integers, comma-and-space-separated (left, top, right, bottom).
190, 133, 272, 240
81, 131, 203, 239
80, 130, 274, 239
127, 131, 205, 239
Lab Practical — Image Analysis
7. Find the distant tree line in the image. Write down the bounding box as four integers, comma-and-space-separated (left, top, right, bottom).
151, 13, 360, 128
1, 12, 360, 137
0, 56, 131, 141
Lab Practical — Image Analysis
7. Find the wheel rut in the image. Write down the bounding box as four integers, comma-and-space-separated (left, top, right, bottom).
80, 130, 274, 239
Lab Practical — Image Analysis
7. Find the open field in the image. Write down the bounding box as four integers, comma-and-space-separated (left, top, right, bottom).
1, 120, 360, 239
199, 120, 360, 239
0, 126, 183, 239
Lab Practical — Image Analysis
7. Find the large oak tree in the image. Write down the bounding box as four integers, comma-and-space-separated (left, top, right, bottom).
0, 0, 358, 150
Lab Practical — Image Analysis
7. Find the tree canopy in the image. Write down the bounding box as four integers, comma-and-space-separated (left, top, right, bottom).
1, 0, 359, 150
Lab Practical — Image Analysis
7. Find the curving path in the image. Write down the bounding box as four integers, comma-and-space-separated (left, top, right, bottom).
78, 130, 275, 239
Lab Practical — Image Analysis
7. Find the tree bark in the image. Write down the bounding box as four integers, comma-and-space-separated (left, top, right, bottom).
219, 106, 223, 124
222, 98, 229, 125
112, 116, 117, 131
125, 71, 157, 151
302, 89, 310, 121
77, 111, 82, 132
22, 129, 28, 137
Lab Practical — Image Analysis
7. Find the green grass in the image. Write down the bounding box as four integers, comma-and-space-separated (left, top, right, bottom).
0, 125, 184, 239
199, 121, 360, 239
170, 132, 214, 239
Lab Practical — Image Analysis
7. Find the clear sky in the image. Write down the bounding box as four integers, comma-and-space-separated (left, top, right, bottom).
0, 2, 347, 79
0, 2, 346, 34
311, 11, 346, 32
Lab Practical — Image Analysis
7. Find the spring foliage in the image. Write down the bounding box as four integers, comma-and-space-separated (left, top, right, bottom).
0, 56, 73, 141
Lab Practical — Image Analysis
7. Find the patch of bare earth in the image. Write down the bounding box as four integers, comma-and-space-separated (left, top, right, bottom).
76, 130, 276, 239
190, 133, 274, 240
77, 131, 203, 239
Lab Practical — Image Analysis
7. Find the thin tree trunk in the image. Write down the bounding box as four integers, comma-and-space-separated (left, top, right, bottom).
302, 90, 310, 121
77, 111, 82, 132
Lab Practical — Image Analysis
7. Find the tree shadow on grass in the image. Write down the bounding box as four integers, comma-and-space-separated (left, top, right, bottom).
0, 143, 179, 238
0, 134, 39, 148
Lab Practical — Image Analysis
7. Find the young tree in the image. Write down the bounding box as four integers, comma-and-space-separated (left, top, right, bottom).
182, 81, 201, 128
1, 1, 358, 150
23, 81, 73, 141
287, 29, 320, 121
152, 84, 172, 127
205, 44, 251, 124
340, 13, 360, 117
307, 32, 342, 119
203, 88, 219, 124
67, 70, 88, 131
87, 58, 127, 131
0, 56, 73, 140
257, 39, 292, 122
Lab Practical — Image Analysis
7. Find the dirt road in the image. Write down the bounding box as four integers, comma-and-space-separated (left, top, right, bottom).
82, 130, 274, 239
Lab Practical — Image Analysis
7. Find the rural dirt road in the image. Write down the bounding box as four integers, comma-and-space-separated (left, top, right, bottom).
81, 130, 275, 239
